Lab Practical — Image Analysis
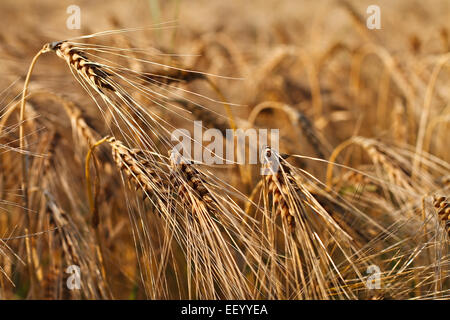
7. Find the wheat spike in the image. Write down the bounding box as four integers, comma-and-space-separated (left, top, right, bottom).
261, 146, 296, 230
169, 151, 214, 208
353, 137, 413, 191
107, 137, 167, 197
47, 41, 115, 92
433, 195, 450, 236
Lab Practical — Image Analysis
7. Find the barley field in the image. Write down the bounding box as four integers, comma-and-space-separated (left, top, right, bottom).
0, 0, 448, 300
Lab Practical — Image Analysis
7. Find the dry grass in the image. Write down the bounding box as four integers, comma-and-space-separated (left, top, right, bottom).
0, 0, 448, 299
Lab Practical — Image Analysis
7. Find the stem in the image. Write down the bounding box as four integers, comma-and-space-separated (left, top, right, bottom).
19, 46, 49, 299
244, 179, 263, 218
20, 47, 48, 225
85, 137, 110, 224
85, 136, 111, 294
326, 138, 354, 191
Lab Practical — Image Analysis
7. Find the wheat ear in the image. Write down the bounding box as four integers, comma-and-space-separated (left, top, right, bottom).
433, 195, 450, 236
106, 137, 168, 196
169, 150, 214, 208
261, 146, 296, 230
49, 41, 115, 92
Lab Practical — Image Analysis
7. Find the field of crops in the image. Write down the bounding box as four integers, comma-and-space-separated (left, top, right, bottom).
0, 0, 448, 299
